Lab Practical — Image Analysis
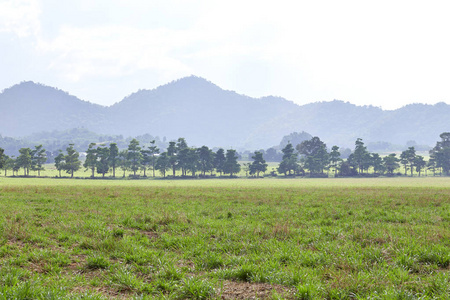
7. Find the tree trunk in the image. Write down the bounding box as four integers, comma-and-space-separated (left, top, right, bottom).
152, 161, 155, 177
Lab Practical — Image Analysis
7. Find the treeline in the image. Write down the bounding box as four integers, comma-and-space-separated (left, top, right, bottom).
1, 133, 449, 178
0, 138, 243, 178
0, 128, 168, 162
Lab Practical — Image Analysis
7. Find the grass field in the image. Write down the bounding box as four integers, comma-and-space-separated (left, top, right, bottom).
0, 177, 449, 299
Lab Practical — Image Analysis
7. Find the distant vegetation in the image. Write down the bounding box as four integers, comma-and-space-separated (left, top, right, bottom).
1, 132, 449, 178
0, 128, 168, 162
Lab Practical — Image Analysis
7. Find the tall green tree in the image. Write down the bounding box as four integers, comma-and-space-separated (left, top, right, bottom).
427, 157, 437, 176
197, 146, 214, 176
140, 147, 151, 177
249, 151, 267, 177
400, 146, 416, 176
338, 160, 358, 176
185, 148, 199, 176
84, 143, 97, 177
12, 156, 20, 176
118, 150, 130, 177
177, 148, 190, 176
54, 150, 65, 177
16, 148, 32, 176
223, 149, 241, 177
329, 146, 341, 177
109, 143, 119, 178
176, 138, 189, 176
64, 144, 81, 178
31, 145, 47, 176
167, 141, 178, 177
127, 139, 142, 176
148, 140, 160, 177
383, 153, 400, 175
3, 155, 15, 176
413, 155, 426, 177
277, 142, 299, 176
430, 132, 450, 176
353, 138, 370, 174
155, 152, 170, 177
96, 146, 110, 177
214, 148, 226, 176
297, 137, 329, 175
371, 153, 384, 174
0, 148, 5, 170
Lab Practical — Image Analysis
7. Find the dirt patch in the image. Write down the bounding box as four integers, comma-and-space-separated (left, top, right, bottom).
219, 281, 294, 299
142, 231, 159, 239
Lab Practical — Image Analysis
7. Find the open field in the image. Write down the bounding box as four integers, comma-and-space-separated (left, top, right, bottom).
0, 178, 449, 299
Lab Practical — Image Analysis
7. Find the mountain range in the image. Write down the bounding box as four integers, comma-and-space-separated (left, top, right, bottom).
1, 76, 449, 149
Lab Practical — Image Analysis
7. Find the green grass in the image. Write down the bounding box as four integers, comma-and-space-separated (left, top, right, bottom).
0, 177, 449, 299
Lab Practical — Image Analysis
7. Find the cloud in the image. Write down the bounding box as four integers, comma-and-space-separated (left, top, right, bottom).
2, 0, 450, 108
37, 25, 194, 81
0, 0, 41, 37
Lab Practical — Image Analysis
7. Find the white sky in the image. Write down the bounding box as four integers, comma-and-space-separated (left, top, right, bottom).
1, 0, 450, 109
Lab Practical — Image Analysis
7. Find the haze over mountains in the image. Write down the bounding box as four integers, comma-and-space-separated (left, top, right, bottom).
1, 76, 449, 149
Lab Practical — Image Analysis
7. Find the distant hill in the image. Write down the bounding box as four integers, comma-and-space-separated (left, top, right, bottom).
107, 76, 299, 148
1, 77, 449, 149
0, 81, 109, 136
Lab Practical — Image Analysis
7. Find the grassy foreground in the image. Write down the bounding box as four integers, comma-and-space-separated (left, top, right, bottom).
0, 178, 449, 299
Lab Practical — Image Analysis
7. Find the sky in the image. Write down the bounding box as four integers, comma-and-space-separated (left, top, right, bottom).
1, 0, 450, 109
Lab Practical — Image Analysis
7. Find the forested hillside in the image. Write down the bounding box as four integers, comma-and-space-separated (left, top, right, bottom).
1, 77, 449, 149
0, 82, 109, 136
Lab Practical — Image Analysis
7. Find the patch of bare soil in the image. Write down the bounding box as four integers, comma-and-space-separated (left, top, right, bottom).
219, 281, 294, 299
142, 230, 159, 239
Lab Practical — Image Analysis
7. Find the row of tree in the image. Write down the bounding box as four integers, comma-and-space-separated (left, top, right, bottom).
1, 133, 449, 178
275, 133, 450, 177
0, 145, 47, 176
0, 138, 246, 178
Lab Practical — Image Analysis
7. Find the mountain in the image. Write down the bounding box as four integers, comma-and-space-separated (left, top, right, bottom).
107, 76, 299, 148
0, 81, 109, 136
1, 77, 449, 149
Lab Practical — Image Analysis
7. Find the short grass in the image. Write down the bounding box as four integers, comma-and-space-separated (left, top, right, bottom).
0, 177, 449, 299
